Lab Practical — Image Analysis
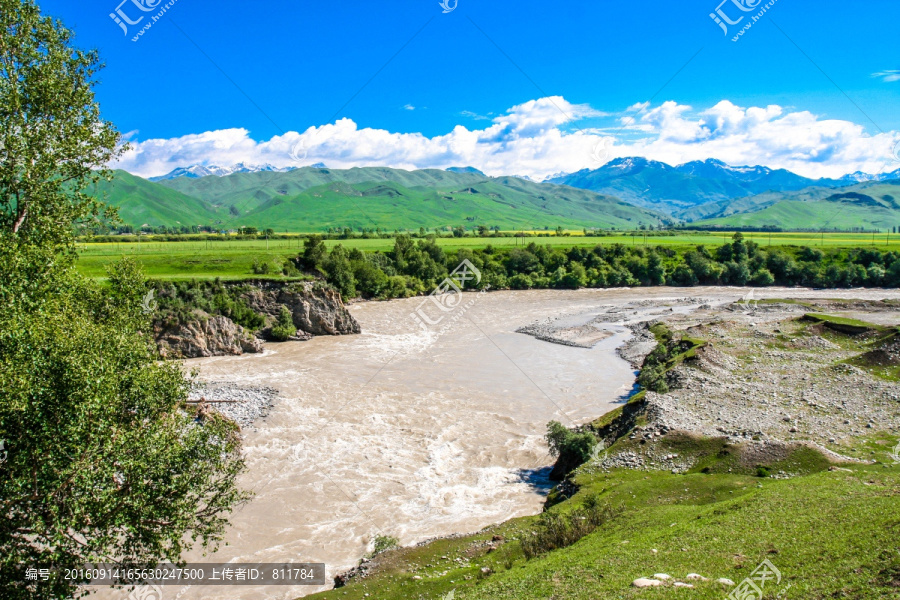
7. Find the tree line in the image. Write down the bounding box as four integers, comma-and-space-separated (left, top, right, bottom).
297, 232, 900, 300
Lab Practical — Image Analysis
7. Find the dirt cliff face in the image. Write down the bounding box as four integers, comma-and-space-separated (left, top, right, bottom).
154, 282, 360, 358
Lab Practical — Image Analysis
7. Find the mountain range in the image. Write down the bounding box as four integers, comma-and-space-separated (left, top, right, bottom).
545, 157, 900, 217
690, 179, 900, 231
148, 163, 298, 182
93, 166, 667, 231
94, 159, 900, 232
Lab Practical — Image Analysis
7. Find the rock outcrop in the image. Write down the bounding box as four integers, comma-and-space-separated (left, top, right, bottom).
154, 282, 360, 358
156, 311, 264, 359
242, 282, 362, 337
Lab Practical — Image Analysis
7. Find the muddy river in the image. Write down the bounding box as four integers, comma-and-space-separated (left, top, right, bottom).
98, 287, 896, 599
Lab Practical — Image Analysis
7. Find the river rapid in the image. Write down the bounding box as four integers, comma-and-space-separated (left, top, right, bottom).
100, 287, 896, 599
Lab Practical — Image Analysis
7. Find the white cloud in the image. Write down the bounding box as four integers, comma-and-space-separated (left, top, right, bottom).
460, 110, 492, 121
114, 96, 900, 181
403, 104, 416, 111
873, 70, 900, 83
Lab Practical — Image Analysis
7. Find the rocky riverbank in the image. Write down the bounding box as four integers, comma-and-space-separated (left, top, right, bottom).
154, 281, 360, 358
576, 298, 900, 479
516, 296, 711, 350
188, 382, 280, 428
515, 318, 613, 348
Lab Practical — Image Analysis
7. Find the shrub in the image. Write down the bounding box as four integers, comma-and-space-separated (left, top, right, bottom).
251, 258, 271, 275
282, 261, 301, 277
546, 421, 597, 465
637, 364, 669, 394
520, 501, 614, 559
751, 268, 776, 286
270, 306, 297, 341
370, 534, 399, 557
508, 273, 534, 290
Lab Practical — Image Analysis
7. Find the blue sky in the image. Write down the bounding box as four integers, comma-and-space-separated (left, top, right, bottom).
41, 0, 900, 179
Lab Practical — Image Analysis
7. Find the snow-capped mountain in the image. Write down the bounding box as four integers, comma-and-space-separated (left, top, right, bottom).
604, 156, 674, 173
149, 162, 297, 182
542, 171, 570, 182
546, 158, 847, 215
839, 168, 900, 183
674, 158, 776, 182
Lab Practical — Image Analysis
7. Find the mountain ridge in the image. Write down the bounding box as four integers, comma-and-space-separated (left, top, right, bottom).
148, 162, 297, 182
545, 157, 864, 216
93, 167, 668, 231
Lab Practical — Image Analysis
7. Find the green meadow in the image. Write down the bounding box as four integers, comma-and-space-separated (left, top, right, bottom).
75, 232, 900, 280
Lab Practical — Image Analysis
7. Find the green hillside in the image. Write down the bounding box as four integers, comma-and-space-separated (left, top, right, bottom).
93, 168, 666, 231
231, 176, 664, 231
89, 170, 223, 228
694, 180, 900, 230
157, 167, 489, 213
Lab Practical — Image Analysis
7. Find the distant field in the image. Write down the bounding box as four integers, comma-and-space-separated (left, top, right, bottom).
75, 232, 900, 280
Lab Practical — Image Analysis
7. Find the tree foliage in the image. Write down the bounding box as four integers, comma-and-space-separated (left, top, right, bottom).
0, 261, 248, 598
546, 421, 596, 464
306, 232, 900, 302
0, 3, 248, 597
0, 0, 122, 255
270, 305, 297, 341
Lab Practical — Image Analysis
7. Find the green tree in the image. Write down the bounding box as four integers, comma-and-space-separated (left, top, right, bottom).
1, 260, 249, 599
300, 234, 327, 270
646, 251, 666, 285
270, 305, 298, 341
352, 259, 390, 298
324, 244, 357, 299
0, 0, 121, 270
0, 4, 248, 597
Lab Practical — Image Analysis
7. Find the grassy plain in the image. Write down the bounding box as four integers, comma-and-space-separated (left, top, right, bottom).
75, 232, 900, 280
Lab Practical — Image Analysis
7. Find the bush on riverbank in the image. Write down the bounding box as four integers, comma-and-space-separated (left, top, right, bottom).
270, 305, 297, 341
546, 421, 597, 465
520, 496, 614, 559
370, 535, 400, 557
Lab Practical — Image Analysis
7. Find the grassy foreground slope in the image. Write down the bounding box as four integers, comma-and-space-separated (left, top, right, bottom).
304, 450, 900, 600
